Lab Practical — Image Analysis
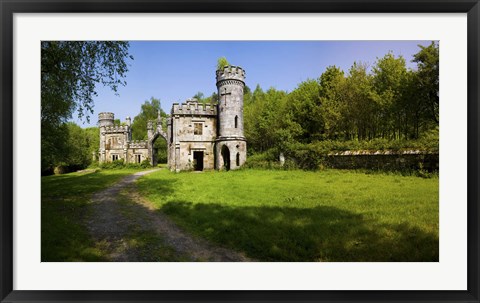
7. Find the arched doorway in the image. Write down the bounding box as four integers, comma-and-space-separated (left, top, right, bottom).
149, 131, 168, 166
221, 145, 230, 171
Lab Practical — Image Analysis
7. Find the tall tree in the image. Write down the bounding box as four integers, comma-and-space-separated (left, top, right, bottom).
131, 97, 168, 163
412, 41, 439, 124
41, 41, 133, 172
131, 97, 166, 140
318, 66, 346, 139
287, 79, 323, 142
372, 53, 408, 139
41, 41, 133, 124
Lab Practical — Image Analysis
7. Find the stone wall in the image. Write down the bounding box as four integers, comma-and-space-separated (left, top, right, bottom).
325, 151, 439, 172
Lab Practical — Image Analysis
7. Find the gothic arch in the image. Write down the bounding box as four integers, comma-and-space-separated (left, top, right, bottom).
148, 124, 168, 166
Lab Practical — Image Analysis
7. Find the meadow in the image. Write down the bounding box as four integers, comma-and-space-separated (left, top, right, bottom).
42, 168, 438, 262
137, 169, 439, 262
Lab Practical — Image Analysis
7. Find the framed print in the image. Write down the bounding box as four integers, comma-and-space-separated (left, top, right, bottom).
1, 0, 479, 302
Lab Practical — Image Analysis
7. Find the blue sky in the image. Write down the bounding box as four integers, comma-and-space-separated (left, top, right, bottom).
73, 40, 432, 128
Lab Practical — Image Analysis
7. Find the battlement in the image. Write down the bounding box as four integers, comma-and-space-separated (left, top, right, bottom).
104, 125, 130, 133
216, 65, 246, 85
129, 140, 148, 148
171, 100, 217, 116
98, 112, 114, 121
98, 112, 115, 127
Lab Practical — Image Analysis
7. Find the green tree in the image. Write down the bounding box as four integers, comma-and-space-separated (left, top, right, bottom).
244, 85, 298, 153
84, 127, 100, 159
372, 53, 408, 139
342, 62, 377, 140
64, 123, 91, 169
412, 41, 439, 124
287, 79, 323, 142
192, 92, 205, 101
131, 97, 163, 139
41, 41, 133, 173
318, 66, 346, 139
131, 97, 168, 163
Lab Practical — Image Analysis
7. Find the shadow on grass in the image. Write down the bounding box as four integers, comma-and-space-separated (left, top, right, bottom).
42, 170, 138, 261
156, 201, 438, 262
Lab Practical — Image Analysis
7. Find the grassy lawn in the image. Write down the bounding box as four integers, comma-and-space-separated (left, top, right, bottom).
137, 169, 439, 262
41, 169, 141, 261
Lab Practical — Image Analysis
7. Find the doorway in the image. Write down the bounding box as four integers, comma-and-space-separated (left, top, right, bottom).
221, 145, 230, 171
193, 151, 204, 171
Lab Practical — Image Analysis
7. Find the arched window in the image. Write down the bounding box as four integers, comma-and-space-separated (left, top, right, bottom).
234, 115, 238, 128
236, 153, 240, 167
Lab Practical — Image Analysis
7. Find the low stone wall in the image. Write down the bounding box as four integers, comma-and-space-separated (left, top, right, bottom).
325, 151, 439, 172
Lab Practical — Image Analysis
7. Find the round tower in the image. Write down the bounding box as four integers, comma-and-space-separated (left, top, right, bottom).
215, 65, 247, 170
98, 112, 114, 128
98, 112, 114, 163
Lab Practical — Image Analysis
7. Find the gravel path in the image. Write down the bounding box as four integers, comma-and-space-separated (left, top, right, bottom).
87, 169, 251, 262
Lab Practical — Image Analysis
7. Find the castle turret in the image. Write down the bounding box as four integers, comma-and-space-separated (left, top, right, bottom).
215, 65, 247, 170
98, 112, 115, 163
98, 112, 114, 128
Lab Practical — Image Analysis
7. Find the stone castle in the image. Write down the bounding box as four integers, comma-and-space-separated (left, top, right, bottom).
98, 65, 247, 172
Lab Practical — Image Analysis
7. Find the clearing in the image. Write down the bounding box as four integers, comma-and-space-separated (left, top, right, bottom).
42, 168, 438, 262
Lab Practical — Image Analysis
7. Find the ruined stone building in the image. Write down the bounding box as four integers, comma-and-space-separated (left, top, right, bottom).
98, 65, 247, 171
97, 113, 150, 165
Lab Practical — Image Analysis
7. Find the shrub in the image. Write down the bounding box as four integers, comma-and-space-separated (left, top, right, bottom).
100, 159, 125, 169
140, 159, 152, 169
244, 150, 282, 170
125, 163, 141, 169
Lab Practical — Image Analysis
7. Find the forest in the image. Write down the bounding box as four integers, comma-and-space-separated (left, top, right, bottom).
41, 42, 438, 174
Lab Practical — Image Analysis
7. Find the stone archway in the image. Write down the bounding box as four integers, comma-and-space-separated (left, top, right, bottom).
221, 145, 230, 171
147, 120, 168, 166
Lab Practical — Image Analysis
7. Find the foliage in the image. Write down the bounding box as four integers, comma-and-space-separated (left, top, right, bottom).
98, 158, 153, 170
141, 159, 152, 168
243, 43, 439, 165
41, 41, 133, 173
131, 97, 168, 163
42, 123, 100, 175
193, 91, 218, 105
216, 57, 230, 70
131, 97, 165, 140
244, 150, 281, 169
100, 159, 125, 169
412, 41, 439, 124
138, 169, 439, 261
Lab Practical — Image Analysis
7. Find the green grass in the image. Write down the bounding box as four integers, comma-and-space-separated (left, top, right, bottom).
41, 169, 141, 261
137, 169, 439, 262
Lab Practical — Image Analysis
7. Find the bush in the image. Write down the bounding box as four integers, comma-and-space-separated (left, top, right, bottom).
140, 159, 152, 169
125, 163, 141, 169
100, 159, 125, 169
244, 150, 282, 170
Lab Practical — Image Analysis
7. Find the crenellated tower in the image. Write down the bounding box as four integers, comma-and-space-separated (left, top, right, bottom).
98, 112, 114, 163
215, 65, 247, 170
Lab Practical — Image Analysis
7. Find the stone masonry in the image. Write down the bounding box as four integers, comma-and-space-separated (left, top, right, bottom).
98, 65, 247, 172
98, 113, 150, 164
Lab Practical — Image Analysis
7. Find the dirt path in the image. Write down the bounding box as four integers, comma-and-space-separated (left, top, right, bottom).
87, 169, 251, 262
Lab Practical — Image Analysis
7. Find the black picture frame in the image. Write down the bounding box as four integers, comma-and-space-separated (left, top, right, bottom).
1, 1, 479, 302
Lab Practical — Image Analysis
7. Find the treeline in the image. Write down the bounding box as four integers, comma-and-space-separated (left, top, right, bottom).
242, 42, 439, 164
42, 123, 99, 175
